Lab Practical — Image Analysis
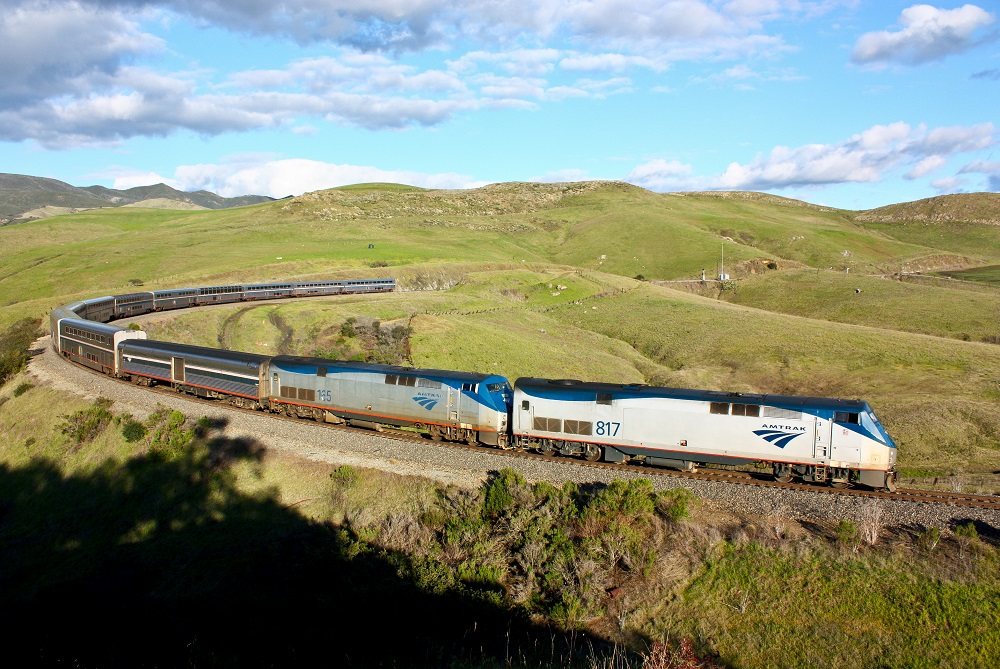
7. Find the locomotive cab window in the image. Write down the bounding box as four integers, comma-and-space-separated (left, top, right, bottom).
835, 411, 860, 425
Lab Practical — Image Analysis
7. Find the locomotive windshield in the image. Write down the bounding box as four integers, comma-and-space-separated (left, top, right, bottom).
485, 381, 513, 411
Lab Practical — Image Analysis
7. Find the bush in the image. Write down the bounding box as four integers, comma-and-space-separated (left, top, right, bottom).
836, 519, 858, 545
121, 418, 148, 443
0, 318, 40, 386
656, 487, 696, 522
482, 467, 526, 519
13, 382, 32, 397
918, 526, 941, 552
58, 398, 114, 444
954, 522, 979, 542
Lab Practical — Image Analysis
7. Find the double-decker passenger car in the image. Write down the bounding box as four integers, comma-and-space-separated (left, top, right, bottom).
512, 378, 898, 490
50, 307, 147, 375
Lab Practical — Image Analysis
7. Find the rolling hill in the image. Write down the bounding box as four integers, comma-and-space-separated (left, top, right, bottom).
0, 173, 274, 224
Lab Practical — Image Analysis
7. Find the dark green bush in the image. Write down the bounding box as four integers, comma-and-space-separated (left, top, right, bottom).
121, 419, 148, 443
13, 382, 32, 397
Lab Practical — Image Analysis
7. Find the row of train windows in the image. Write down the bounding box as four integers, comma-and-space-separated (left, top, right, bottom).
533, 417, 592, 435
248, 285, 291, 291
279, 386, 316, 401
200, 286, 241, 295
118, 294, 150, 304
385, 374, 442, 389
65, 327, 109, 345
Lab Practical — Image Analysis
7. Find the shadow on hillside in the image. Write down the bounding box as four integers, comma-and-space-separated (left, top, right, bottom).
0, 437, 594, 668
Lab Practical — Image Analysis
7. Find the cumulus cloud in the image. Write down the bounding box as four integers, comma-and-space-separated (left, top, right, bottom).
0, 3, 162, 108
626, 121, 998, 192
905, 155, 947, 179
8, 0, 798, 56
0, 1, 811, 146
851, 4, 997, 67
136, 157, 483, 197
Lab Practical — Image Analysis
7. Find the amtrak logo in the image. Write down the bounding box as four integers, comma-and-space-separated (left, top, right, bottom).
753, 428, 805, 449
412, 396, 440, 411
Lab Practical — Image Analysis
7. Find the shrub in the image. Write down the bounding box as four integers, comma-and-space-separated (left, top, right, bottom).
0, 318, 40, 386
340, 317, 357, 338
121, 418, 148, 443
13, 382, 32, 397
918, 526, 941, 552
482, 467, 526, 519
146, 405, 194, 452
954, 522, 979, 542
836, 519, 858, 545
656, 488, 696, 522
58, 398, 114, 444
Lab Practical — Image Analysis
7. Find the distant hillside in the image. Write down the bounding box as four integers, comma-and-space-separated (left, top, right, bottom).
855, 192, 1000, 224
0, 173, 273, 224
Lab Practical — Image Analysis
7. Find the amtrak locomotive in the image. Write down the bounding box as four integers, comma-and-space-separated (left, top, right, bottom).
49, 278, 898, 491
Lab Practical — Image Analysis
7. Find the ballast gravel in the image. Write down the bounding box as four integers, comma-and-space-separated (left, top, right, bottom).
28, 337, 1000, 535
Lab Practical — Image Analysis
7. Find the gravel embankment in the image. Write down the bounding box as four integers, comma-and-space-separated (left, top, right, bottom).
29, 336, 1000, 534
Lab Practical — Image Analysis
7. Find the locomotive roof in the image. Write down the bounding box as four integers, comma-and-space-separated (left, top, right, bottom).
271, 355, 506, 383
514, 377, 869, 411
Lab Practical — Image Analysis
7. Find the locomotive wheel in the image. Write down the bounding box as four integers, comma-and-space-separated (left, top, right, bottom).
429, 425, 443, 441
884, 474, 898, 493
538, 439, 555, 455
583, 443, 602, 462
772, 463, 792, 484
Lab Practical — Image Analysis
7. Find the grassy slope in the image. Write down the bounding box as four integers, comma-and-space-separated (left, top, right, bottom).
716, 268, 1000, 343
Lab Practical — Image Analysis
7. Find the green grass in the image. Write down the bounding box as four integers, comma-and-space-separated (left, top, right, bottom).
717, 268, 1000, 343
935, 264, 1000, 287
675, 541, 1000, 668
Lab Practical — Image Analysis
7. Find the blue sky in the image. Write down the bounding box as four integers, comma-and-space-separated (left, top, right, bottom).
1, 1, 997, 209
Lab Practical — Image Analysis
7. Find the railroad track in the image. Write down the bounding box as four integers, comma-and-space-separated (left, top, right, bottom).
69, 359, 1000, 512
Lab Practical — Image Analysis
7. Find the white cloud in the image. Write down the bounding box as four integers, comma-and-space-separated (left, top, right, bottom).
904, 155, 947, 179
626, 121, 998, 192
851, 4, 997, 67
625, 159, 704, 191
164, 157, 482, 197
930, 176, 967, 193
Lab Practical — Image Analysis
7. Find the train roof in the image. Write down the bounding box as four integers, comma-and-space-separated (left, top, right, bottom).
270, 355, 506, 383
514, 377, 870, 411
120, 338, 271, 365
58, 317, 128, 336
